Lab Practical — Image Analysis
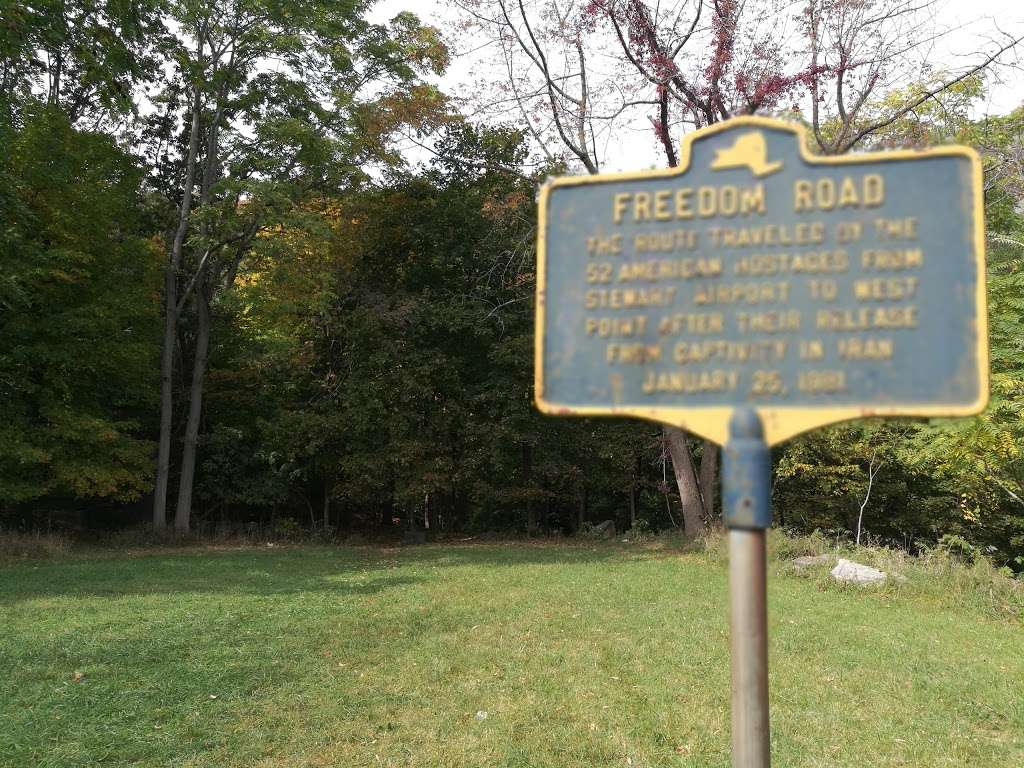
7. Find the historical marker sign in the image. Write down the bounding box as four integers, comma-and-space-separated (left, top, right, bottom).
535, 116, 989, 768
535, 116, 988, 446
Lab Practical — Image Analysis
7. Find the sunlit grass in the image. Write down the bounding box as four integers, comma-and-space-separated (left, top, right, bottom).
1, 542, 1021, 767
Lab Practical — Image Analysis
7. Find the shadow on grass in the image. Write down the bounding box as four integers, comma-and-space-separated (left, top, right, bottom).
0, 542, 632, 605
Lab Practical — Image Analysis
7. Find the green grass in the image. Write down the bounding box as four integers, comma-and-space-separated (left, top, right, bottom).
1, 541, 1021, 767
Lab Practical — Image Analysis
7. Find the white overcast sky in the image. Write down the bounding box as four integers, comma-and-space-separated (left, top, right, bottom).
371, 0, 1024, 172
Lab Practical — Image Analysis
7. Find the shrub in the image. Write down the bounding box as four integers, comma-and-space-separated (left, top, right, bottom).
624, 519, 653, 541
768, 528, 829, 560
104, 525, 200, 549
272, 517, 303, 542
0, 530, 70, 563
936, 533, 979, 564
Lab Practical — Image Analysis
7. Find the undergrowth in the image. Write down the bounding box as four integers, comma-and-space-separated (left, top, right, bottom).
0, 530, 70, 564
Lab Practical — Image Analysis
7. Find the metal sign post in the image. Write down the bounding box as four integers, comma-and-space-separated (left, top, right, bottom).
532, 115, 987, 767
723, 408, 772, 767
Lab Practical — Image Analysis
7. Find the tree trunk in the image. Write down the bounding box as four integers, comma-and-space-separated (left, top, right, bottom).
654, 108, 709, 538
170, 49, 233, 534
174, 288, 211, 533
698, 440, 719, 523
447, 485, 458, 532
322, 478, 331, 530
521, 443, 537, 535
305, 494, 315, 528
630, 452, 642, 529
153, 269, 177, 530
664, 426, 705, 537
153, 76, 203, 529
577, 485, 588, 532
425, 493, 438, 534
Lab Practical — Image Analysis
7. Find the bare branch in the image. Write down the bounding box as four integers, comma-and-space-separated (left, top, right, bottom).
842, 34, 1024, 150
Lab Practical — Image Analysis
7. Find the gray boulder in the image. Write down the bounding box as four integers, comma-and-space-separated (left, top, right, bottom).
830, 558, 887, 584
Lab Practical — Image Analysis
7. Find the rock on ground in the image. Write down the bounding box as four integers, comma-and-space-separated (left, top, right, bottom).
830, 558, 887, 584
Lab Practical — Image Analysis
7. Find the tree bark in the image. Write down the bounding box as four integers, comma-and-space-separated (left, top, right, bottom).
698, 440, 719, 523
169, 44, 234, 529
649, 120, 709, 539
153, 267, 177, 529
174, 287, 211, 533
153, 79, 203, 529
305, 494, 315, 528
338, 498, 350, 531
425, 493, 435, 532
577, 485, 588, 532
664, 426, 705, 537
630, 451, 642, 529
522, 443, 537, 535
322, 477, 331, 530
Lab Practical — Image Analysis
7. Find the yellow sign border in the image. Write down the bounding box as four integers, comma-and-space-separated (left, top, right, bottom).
534, 115, 988, 446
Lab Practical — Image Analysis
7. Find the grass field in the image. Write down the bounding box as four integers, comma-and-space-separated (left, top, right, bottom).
1, 540, 1022, 767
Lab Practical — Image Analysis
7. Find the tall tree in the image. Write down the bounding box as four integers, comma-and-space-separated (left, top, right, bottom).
146, 1, 448, 531
0, 0, 163, 126
0, 107, 158, 510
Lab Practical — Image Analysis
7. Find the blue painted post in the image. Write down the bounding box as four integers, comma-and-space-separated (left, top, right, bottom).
723, 408, 772, 768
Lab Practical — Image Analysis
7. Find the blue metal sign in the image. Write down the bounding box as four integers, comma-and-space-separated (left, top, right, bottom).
535, 116, 987, 446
